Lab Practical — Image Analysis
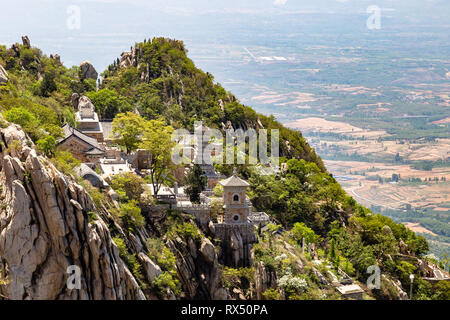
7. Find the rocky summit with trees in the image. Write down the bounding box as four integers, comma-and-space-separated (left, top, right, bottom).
0, 36, 448, 300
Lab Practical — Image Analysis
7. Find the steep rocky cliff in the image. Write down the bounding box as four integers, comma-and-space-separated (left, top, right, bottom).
0, 123, 144, 299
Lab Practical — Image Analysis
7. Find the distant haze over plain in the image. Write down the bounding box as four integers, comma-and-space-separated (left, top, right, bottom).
2, 0, 449, 75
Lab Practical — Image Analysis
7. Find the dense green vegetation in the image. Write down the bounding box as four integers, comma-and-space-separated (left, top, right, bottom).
100, 38, 324, 170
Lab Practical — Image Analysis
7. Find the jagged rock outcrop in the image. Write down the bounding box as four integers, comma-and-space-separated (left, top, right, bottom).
120, 45, 140, 69
0, 123, 145, 300
255, 261, 277, 299
0, 65, 8, 84
120, 52, 133, 68
21, 36, 31, 48
381, 275, 409, 300
50, 54, 61, 64
168, 236, 225, 300
79, 61, 98, 80
70, 93, 80, 109
214, 224, 257, 268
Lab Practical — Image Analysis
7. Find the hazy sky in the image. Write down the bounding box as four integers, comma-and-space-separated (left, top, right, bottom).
2, 0, 449, 73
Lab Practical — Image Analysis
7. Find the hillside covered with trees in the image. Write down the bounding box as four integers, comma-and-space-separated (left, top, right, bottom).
0, 37, 449, 300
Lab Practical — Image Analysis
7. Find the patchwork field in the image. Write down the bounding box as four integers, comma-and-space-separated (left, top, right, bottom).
291, 118, 450, 259
324, 160, 450, 212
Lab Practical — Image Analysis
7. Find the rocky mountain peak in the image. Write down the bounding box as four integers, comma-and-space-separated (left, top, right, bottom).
79, 61, 98, 80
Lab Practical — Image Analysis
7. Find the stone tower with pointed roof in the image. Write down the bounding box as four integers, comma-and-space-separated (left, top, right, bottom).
219, 171, 251, 224
213, 170, 257, 267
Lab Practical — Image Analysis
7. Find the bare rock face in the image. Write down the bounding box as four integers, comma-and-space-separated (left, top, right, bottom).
120, 52, 133, 68
255, 261, 278, 300
215, 224, 257, 268
79, 61, 98, 80
0, 123, 145, 300
120, 45, 140, 69
199, 238, 215, 264
168, 235, 223, 300
0, 65, 8, 84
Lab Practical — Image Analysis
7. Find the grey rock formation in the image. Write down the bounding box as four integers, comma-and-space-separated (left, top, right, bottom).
120, 45, 140, 69
50, 54, 61, 64
214, 224, 257, 268
168, 234, 222, 300
0, 65, 8, 84
138, 253, 162, 283
199, 238, 216, 264
120, 52, 133, 68
255, 261, 278, 299
79, 61, 98, 80
0, 123, 145, 300
70, 93, 80, 109
21, 35, 31, 48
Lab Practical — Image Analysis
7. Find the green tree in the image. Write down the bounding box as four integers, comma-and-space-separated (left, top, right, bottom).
210, 198, 224, 222
119, 200, 145, 230
139, 119, 175, 196
184, 164, 207, 203
213, 183, 223, 197
111, 112, 146, 153
433, 281, 450, 300
86, 88, 132, 119
110, 172, 146, 202
291, 222, 319, 246
40, 71, 57, 97
50, 150, 81, 175
329, 238, 336, 261
36, 135, 56, 157
4, 107, 40, 140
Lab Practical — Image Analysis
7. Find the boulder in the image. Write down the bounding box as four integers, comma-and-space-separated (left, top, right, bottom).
79, 61, 98, 80
208, 220, 215, 235
199, 238, 216, 264
137, 253, 162, 283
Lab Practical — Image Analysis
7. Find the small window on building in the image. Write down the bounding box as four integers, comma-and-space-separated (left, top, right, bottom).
233, 194, 240, 202
233, 214, 240, 222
